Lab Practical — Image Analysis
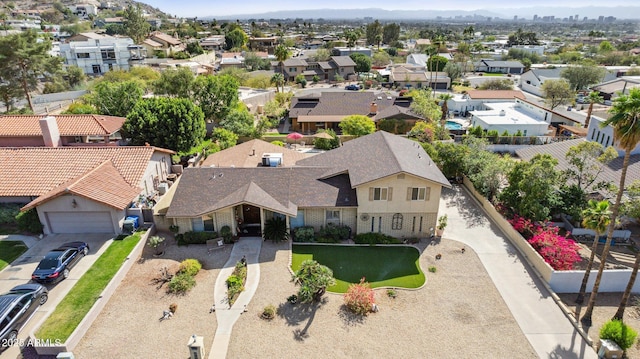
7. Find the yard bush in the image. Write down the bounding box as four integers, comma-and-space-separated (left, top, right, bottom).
0, 204, 20, 224
344, 278, 375, 315
220, 225, 233, 244
261, 304, 276, 320
263, 217, 289, 242
178, 259, 202, 276
178, 231, 219, 245
600, 319, 637, 351
317, 223, 350, 243
168, 272, 196, 294
16, 208, 43, 234
226, 260, 247, 305
353, 232, 402, 245
293, 226, 315, 242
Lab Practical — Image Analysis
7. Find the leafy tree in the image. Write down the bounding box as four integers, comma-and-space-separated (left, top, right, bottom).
365, 20, 382, 48
225, 28, 248, 50
507, 28, 540, 46
408, 89, 442, 121
597, 88, 640, 323
427, 55, 448, 72
294, 74, 307, 88
313, 129, 340, 150
349, 53, 371, 74
598, 41, 615, 54
478, 79, 513, 91
0, 69, 23, 112
245, 75, 271, 89
123, 4, 150, 44
622, 180, 640, 222
383, 23, 400, 45
575, 200, 612, 304
211, 127, 238, 150
186, 42, 205, 56
243, 52, 270, 71
564, 141, 617, 193
584, 91, 604, 129
292, 259, 336, 303
432, 141, 470, 179
443, 62, 462, 83
343, 28, 362, 50
339, 115, 375, 137
463, 137, 512, 201
105, 23, 125, 36
561, 65, 606, 91
89, 80, 143, 117
219, 106, 256, 137
192, 74, 239, 123
541, 79, 573, 110
372, 51, 391, 67
270, 73, 284, 93
153, 67, 194, 98
499, 154, 561, 221
307, 48, 330, 62
62, 102, 97, 114
123, 97, 205, 152
0, 30, 62, 111
65, 65, 86, 88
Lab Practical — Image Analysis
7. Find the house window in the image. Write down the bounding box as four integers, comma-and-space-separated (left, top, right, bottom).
289, 67, 296, 72
92, 65, 102, 74
409, 187, 429, 201
392, 213, 403, 230
204, 216, 215, 232
76, 52, 90, 59
192, 216, 215, 232
101, 49, 116, 60
370, 187, 389, 201
326, 210, 340, 225
523, 130, 527, 136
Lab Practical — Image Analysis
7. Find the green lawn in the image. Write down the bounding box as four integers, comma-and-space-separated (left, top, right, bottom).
36, 232, 143, 342
0, 241, 28, 271
482, 73, 506, 77
291, 244, 425, 293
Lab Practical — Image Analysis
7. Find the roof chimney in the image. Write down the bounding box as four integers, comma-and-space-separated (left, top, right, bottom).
39, 116, 61, 147
370, 102, 378, 114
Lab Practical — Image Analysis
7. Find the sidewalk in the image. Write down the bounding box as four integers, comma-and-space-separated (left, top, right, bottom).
208, 238, 262, 359
440, 185, 598, 359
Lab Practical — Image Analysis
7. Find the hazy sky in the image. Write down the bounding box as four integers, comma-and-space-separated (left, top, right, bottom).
141, 1, 639, 17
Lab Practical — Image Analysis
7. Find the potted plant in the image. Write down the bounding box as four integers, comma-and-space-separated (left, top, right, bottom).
148, 235, 166, 256
436, 214, 448, 237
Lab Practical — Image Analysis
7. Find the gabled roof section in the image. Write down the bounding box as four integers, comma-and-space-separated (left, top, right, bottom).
330, 56, 356, 67
200, 139, 308, 168
22, 160, 141, 211
289, 92, 395, 118
206, 181, 297, 216
374, 106, 424, 121
295, 131, 451, 188
0, 115, 126, 137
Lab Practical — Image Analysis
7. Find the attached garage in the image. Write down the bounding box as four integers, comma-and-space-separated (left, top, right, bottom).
45, 211, 115, 234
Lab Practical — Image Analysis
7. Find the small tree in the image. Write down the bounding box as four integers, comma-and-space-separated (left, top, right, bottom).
211, 127, 238, 150
292, 260, 336, 303
541, 79, 573, 110
344, 278, 375, 315
339, 115, 376, 137
148, 235, 165, 255
599, 319, 637, 351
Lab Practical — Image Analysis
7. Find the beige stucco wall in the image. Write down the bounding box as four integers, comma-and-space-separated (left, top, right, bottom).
36, 194, 124, 235
342, 207, 357, 234
304, 208, 325, 231
215, 208, 235, 234
139, 151, 172, 196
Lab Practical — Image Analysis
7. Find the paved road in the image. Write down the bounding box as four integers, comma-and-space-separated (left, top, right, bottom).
439, 186, 598, 359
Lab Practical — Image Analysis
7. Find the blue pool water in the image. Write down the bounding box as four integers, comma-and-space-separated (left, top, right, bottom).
445, 121, 463, 130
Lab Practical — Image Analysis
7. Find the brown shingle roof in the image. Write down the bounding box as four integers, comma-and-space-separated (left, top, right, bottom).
295, 131, 451, 188
201, 140, 308, 168
289, 92, 395, 118
150, 31, 181, 46
0, 146, 172, 197
466, 90, 525, 100
330, 56, 356, 67
0, 115, 126, 137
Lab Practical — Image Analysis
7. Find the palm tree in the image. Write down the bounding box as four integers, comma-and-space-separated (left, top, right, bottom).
270, 73, 284, 93
584, 91, 604, 130
575, 200, 611, 304
274, 44, 290, 90
438, 93, 454, 128
582, 88, 640, 326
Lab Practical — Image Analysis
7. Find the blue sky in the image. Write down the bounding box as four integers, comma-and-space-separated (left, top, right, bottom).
142, 1, 638, 17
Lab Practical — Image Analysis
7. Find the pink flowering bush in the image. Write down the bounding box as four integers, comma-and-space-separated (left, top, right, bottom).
344, 278, 375, 315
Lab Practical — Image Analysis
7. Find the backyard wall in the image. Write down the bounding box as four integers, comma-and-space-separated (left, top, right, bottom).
463, 177, 640, 294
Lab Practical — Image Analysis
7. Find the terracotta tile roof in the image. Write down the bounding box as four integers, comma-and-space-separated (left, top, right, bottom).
0, 146, 172, 197
22, 160, 142, 211
201, 140, 308, 168
466, 90, 526, 100
0, 115, 126, 137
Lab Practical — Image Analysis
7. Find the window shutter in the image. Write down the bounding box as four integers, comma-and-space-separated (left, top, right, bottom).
407, 187, 412, 201
425, 187, 431, 201
388, 187, 393, 201
369, 187, 374, 201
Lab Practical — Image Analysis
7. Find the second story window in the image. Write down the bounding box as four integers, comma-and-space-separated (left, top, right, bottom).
370, 187, 390, 201
409, 187, 430, 201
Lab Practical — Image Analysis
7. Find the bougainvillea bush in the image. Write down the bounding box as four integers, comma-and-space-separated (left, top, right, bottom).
344, 278, 375, 315
508, 214, 581, 270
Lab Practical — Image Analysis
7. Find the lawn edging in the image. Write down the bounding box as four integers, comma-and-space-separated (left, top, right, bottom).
30, 226, 154, 356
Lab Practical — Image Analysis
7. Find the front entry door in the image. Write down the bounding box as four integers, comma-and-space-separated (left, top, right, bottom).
243, 205, 261, 224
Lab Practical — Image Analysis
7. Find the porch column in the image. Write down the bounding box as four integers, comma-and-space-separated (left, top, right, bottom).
285, 215, 290, 232
260, 208, 265, 238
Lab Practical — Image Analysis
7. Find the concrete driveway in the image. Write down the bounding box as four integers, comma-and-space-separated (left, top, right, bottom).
0, 233, 114, 358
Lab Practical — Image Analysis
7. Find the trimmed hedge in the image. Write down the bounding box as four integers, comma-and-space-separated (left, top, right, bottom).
293, 226, 315, 242
317, 223, 350, 243
16, 208, 43, 234
353, 232, 402, 245
177, 231, 219, 245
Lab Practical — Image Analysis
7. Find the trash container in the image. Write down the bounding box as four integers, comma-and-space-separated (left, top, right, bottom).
598, 339, 623, 359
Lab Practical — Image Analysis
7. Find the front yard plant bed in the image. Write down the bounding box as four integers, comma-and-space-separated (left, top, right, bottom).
291, 244, 424, 293
227, 260, 247, 306
36, 231, 143, 342
0, 240, 28, 271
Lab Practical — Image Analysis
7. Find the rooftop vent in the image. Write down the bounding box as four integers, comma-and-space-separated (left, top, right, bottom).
499, 110, 506, 116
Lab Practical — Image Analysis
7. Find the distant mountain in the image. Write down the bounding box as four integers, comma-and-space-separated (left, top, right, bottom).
204, 6, 640, 21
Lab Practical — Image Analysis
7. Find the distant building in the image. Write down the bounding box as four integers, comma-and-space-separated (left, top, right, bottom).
60, 33, 137, 75
331, 46, 372, 57
67, 4, 98, 19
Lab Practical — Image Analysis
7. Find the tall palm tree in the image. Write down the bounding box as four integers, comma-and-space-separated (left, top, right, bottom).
270, 73, 284, 93
582, 88, 640, 326
575, 200, 611, 304
438, 93, 454, 128
274, 44, 290, 91
584, 91, 604, 130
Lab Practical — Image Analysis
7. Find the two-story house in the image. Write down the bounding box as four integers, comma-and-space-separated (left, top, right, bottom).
60, 33, 136, 75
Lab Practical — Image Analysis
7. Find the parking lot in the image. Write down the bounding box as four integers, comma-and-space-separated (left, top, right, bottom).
0, 233, 113, 358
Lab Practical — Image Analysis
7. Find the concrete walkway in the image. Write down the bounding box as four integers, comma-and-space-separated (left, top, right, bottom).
440, 186, 598, 359
208, 238, 262, 359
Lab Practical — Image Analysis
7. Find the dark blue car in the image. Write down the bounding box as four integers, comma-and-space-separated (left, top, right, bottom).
31, 242, 89, 283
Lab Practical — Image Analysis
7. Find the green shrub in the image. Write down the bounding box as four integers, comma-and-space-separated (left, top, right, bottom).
178, 231, 219, 245
226, 274, 244, 302
317, 223, 350, 243
599, 319, 637, 350
271, 140, 285, 147
179, 259, 202, 276
220, 225, 233, 244
0, 204, 20, 224
263, 217, 289, 242
16, 208, 43, 234
293, 226, 315, 242
387, 289, 398, 298
313, 129, 340, 150
234, 261, 247, 278
353, 232, 401, 245
428, 266, 437, 273
168, 273, 196, 294
261, 304, 276, 320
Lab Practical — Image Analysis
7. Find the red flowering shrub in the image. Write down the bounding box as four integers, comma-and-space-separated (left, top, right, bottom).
528, 230, 581, 270
344, 278, 375, 315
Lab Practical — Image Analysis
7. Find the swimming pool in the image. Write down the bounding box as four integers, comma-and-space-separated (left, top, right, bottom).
445, 121, 463, 130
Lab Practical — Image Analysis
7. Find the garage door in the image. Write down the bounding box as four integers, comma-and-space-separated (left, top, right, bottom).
46, 211, 114, 234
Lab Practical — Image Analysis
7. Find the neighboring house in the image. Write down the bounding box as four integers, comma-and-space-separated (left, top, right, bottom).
389, 64, 450, 90
591, 76, 640, 101
200, 36, 225, 51
406, 53, 453, 68
200, 139, 308, 168
470, 98, 560, 136
448, 90, 526, 115
520, 67, 617, 97
586, 115, 640, 155
248, 37, 277, 53
331, 47, 372, 57
474, 59, 525, 74
145, 31, 184, 55
67, 4, 98, 19
0, 115, 125, 147
0, 146, 174, 234
60, 33, 135, 75
163, 131, 450, 238
273, 56, 356, 82
288, 91, 420, 133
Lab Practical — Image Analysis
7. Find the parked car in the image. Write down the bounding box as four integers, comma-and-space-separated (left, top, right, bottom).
345, 84, 361, 91
0, 284, 48, 349
31, 242, 89, 283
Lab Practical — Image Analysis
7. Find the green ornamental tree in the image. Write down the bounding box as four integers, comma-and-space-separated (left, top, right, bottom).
123, 4, 150, 44
349, 53, 372, 75
339, 115, 376, 137
192, 74, 239, 122
541, 79, 573, 110
292, 259, 336, 303
211, 127, 238, 150
123, 97, 206, 152
89, 80, 143, 117
153, 67, 194, 98
561, 65, 606, 91
219, 106, 256, 137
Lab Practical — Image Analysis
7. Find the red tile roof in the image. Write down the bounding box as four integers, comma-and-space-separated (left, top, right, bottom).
0, 146, 172, 198
0, 115, 126, 137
